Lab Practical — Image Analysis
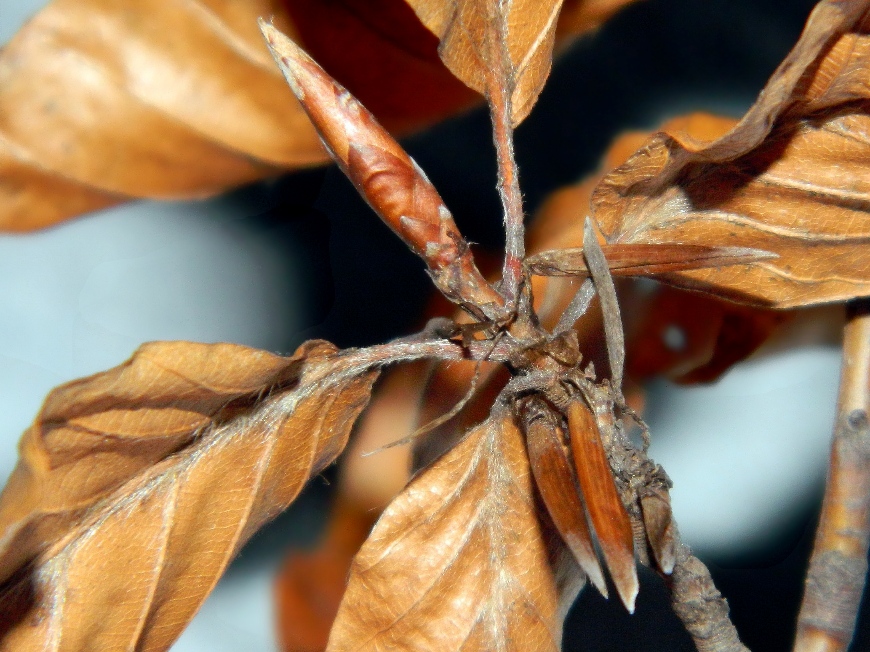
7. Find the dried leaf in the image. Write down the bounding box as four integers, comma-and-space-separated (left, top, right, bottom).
592, 0, 870, 308
0, 339, 380, 651
567, 399, 637, 611
405, 0, 562, 124
0, 0, 479, 231
526, 243, 776, 278
327, 413, 584, 651
526, 115, 791, 383
624, 285, 790, 384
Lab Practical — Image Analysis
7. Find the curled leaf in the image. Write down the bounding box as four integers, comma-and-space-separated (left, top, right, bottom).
405, 0, 636, 124
592, 0, 870, 308
0, 339, 380, 650
327, 412, 584, 651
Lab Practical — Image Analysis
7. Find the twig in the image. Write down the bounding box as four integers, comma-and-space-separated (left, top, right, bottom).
669, 538, 751, 652
794, 298, 870, 652
489, 57, 525, 315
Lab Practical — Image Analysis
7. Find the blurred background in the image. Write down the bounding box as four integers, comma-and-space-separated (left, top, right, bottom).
0, 0, 864, 650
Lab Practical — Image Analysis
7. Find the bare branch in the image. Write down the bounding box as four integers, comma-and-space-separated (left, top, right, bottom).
794, 298, 870, 652
669, 540, 751, 652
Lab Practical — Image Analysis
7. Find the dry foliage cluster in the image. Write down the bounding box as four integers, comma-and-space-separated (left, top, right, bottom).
0, 0, 869, 651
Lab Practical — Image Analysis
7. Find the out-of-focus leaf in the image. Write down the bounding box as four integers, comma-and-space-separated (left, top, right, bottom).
0, 339, 379, 651
327, 413, 584, 651
404, 0, 636, 124
625, 285, 790, 384
0, 0, 479, 231
592, 0, 870, 308
0, 0, 633, 231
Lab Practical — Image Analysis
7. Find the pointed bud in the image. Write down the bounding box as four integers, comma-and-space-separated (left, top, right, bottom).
260, 21, 502, 315
525, 244, 778, 278
523, 402, 608, 597
567, 399, 639, 612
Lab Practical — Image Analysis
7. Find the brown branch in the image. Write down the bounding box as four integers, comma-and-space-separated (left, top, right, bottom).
669, 539, 751, 652
794, 298, 870, 652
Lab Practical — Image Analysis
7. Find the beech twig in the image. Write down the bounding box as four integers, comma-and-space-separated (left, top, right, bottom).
794, 298, 870, 652
489, 45, 525, 315
669, 538, 751, 652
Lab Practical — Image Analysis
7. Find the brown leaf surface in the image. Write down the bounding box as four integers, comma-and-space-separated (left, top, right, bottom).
527, 115, 792, 384
592, 0, 870, 308
327, 412, 583, 651
0, 339, 379, 651
0, 0, 632, 231
406, 0, 634, 124
0, 0, 480, 231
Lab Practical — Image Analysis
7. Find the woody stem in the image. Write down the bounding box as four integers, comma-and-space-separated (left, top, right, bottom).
794, 298, 870, 652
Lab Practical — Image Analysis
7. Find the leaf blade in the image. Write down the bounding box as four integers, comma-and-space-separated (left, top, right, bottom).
327, 412, 583, 651
0, 339, 380, 651
592, 0, 870, 308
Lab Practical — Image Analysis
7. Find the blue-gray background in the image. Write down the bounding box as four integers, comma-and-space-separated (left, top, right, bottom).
0, 0, 861, 650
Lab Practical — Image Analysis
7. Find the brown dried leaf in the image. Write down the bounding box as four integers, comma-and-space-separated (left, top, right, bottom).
405, 0, 563, 124
592, 0, 870, 308
327, 412, 584, 651
624, 285, 790, 384
0, 339, 380, 651
0, 0, 479, 231
527, 115, 791, 383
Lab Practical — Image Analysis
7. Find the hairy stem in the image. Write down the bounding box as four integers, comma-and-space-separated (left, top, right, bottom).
794, 299, 870, 652
490, 76, 525, 316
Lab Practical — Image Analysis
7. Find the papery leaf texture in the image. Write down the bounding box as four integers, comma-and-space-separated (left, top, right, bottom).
0, 0, 479, 231
525, 112, 785, 384
0, 0, 629, 232
0, 339, 380, 651
592, 0, 870, 308
327, 412, 584, 652
404, 0, 636, 124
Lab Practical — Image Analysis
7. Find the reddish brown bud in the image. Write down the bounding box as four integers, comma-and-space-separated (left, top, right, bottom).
261, 21, 502, 315
524, 403, 608, 597
567, 399, 638, 612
